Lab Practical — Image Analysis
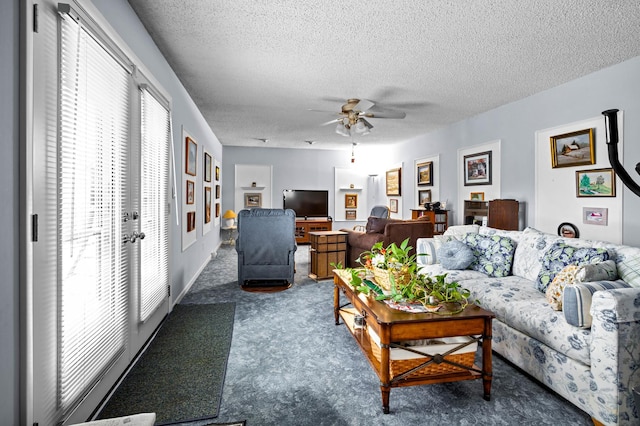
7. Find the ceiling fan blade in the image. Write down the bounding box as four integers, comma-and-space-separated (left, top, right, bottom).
354, 99, 375, 112
362, 110, 406, 119
321, 118, 341, 126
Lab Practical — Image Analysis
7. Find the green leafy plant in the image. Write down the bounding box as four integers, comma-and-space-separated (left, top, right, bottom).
357, 238, 416, 272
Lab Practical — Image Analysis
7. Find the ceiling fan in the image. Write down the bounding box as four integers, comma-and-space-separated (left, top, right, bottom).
313, 98, 406, 137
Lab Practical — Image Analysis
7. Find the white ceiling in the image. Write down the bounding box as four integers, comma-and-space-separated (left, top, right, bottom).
127, 0, 640, 150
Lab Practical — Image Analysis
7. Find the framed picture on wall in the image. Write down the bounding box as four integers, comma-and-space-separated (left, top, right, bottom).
583, 207, 608, 226
345, 210, 357, 220
215, 165, 220, 181
204, 187, 211, 223
185, 137, 197, 176
245, 193, 262, 208
418, 190, 431, 205
386, 168, 401, 196
215, 184, 221, 199
550, 128, 595, 168
576, 168, 616, 197
186, 211, 196, 232
389, 198, 398, 213
463, 151, 492, 186
470, 191, 484, 201
186, 180, 195, 204
417, 161, 433, 186
345, 193, 358, 209
204, 152, 212, 182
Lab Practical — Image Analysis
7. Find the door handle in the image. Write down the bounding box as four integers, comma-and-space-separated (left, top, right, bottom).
125, 231, 146, 244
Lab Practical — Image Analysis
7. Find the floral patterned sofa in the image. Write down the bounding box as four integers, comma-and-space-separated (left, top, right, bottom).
416, 225, 640, 426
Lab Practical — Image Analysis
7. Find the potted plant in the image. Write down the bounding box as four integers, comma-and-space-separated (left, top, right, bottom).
357, 238, 417, 291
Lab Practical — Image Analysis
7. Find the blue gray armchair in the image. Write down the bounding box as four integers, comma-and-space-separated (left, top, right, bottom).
235, 208, 297, 286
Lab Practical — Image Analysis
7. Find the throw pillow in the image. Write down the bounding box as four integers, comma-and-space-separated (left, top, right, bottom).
545, 264, 579, 310
462, 233, 517, 278
416, 238, 439, 265
442, 224, 480, 240
563, 281, 631, 328
512, 227, 561, 281
536, 242, 609, 292
366, 217, 387, 234
437, 240, 475, 270
612, 244, 640, 287
576, 259, 618, 282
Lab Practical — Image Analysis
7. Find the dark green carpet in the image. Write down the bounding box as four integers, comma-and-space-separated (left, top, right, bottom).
98, 303, 236, 424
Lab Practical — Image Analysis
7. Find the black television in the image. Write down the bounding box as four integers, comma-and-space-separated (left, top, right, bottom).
283, 189, 329, 218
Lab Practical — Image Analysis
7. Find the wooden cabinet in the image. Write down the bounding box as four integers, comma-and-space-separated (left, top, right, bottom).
309, 231, 347, 281
410, 210, 448, 235
464, 199, 519, 230
295, 219, 332, 244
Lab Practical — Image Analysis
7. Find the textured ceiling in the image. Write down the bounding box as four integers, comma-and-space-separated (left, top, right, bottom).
127, 0, 640, 150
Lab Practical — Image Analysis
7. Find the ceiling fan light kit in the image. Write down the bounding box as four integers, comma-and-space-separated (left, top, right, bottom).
317, 98, 406, 138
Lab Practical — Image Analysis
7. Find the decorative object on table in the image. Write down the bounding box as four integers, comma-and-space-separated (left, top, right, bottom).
244, 193, 261, 208
576, 168, 616, 197
550, 128, 595, 168
583, 207, 608, 226
418, 189, 431, 205
557, 222, 579, 238
185, 136, 197, 176
223, 209, 236, 227
463, 151, 492, 186
345, 193, 358, 208
389, 198, 398, 213
386, 167, 401, 196
417, 161, 433, 186
470, 191, 484, 201
357, 238, 416, 291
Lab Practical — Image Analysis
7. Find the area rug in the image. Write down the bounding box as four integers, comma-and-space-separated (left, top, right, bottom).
98, 303, 236, 424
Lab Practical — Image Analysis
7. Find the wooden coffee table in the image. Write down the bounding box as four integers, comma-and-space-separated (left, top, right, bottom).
333, 270, 495, 413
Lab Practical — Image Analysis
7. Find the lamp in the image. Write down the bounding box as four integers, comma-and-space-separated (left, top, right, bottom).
222, 210, 236, 227
335, 116, 373, 137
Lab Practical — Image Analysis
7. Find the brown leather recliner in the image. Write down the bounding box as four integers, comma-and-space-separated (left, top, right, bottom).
340, 216, 434, 268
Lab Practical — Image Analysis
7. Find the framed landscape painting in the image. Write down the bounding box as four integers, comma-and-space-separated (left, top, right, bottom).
463, 151, 492, 186
550, 128, 595, 168
576, 168, 616, 197
244, 193, 262, 208
185, 136, 197, 176
418, 190, 431, 205
417, 161, 433, 186
386, 168, 401, 196
204, 152, 212, 182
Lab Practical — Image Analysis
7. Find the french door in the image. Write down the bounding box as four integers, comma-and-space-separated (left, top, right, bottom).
27, 2, 170, 424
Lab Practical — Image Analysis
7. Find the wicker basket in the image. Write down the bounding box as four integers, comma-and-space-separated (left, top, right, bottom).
368, 328, 477, 379
371, 266, 410, 292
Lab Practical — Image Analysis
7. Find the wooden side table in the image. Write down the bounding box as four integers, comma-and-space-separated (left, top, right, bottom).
309, 231, 347, 281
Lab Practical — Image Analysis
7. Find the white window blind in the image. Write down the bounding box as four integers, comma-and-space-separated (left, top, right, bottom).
139, 88, 170, 321
58, 15, 130, 412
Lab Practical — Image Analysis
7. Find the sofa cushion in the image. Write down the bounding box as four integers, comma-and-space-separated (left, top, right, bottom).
437, 240, 475, 270
442, 224, 480, 240
545, 264, 579, 310
366, 216, 388, 234
535, 242, 610, 292
576, 259, 618, 282
512, 227, 562, 281
563, 280, 631, 328
612, 244, 640, 287
416, 238, 439, 265
463, 233, 517, 277
478, 226, 524, 243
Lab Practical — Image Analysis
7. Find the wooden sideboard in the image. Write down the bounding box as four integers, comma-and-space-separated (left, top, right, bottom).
463, 199, 519, 230
410, 210, 448, 235
294, 219, 332, 244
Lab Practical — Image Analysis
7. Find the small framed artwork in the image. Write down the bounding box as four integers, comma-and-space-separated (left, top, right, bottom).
345, 210, 357, 220
215, 203, 220, 218
583, 207, 608, 226
204, 152, 212, 182
389, 198, 398, 213
186, 211, 196, 232
244, 193, 261, 208
470, 191, 484, 201
386, 167, 401, 196
418, 190, 431, 205
185, 137, 197, 176
204, 187, 211, 223
215, 165, 220, 181
345, 193, 358, 209
417, 161, 433, 186
186, 180, 195, 204
557, 222, 579, 238
215, 184, 221, 199
463, 151, 492, 186
550, 128, 595, 168
576, 168, 616, 197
